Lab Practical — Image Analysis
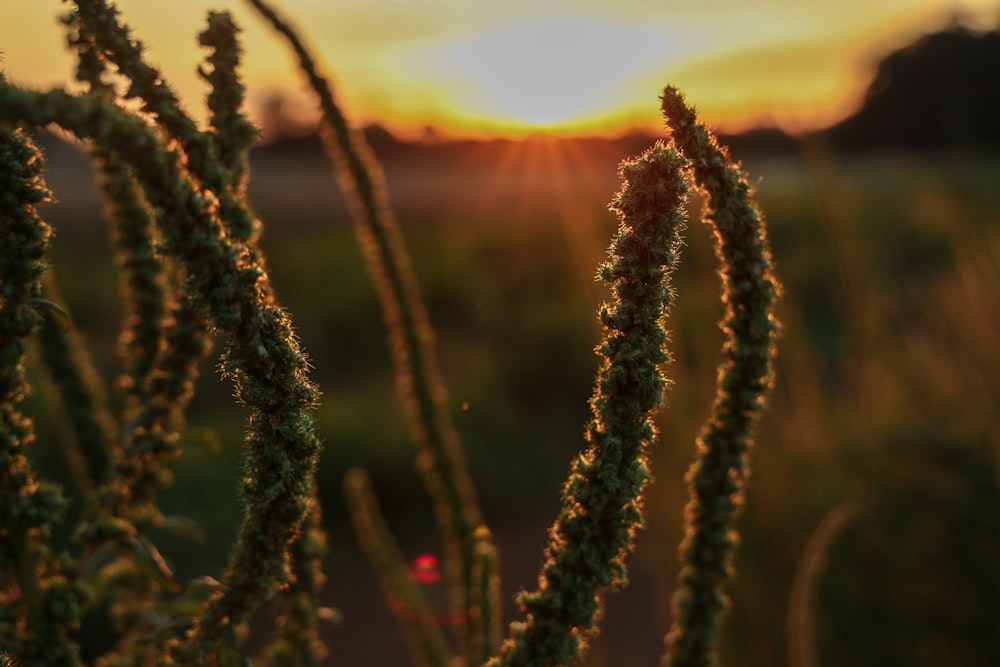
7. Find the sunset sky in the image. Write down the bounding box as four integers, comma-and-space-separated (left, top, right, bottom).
1, 0, 997, 138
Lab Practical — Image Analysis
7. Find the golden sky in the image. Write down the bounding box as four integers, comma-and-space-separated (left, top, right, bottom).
1, 0, 997, 138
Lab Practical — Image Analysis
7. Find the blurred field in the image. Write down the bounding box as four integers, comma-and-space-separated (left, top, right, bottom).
30, 132, 1000, 666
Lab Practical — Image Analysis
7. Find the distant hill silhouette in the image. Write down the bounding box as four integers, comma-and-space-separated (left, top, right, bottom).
827, 23, 1000, 151
251, 123, 407, 160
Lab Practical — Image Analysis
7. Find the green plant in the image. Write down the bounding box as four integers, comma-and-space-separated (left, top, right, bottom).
0, 1, 778, 665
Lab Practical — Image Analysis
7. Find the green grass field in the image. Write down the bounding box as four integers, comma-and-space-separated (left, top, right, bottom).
32, 134, 1000, 666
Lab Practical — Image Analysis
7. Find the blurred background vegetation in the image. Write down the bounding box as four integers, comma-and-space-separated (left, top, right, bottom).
22, 19, 1000, 667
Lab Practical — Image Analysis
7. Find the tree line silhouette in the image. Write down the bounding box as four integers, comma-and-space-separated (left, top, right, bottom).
828, 21, 1000, 151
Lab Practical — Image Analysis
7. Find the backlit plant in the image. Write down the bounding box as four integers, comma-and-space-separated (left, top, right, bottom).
0, 1, 779, 665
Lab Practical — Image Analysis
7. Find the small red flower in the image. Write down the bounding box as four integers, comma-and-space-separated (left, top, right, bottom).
410, 553, 442, 584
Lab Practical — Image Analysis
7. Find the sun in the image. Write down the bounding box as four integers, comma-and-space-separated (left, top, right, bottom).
445, 19, 633, 128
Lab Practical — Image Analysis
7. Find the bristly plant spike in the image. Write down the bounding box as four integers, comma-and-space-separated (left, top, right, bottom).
659, 86, 781, 667
492, 142, 689, 667
0, 116, 87, 667
243, 0, 491, 661
36, 273, 117, 497
0, 81, 323, 662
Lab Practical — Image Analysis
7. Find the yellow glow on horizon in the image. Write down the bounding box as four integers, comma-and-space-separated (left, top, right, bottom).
1, 1, 998, 140
376, 15, 704, 133
357, 8, 850, 137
